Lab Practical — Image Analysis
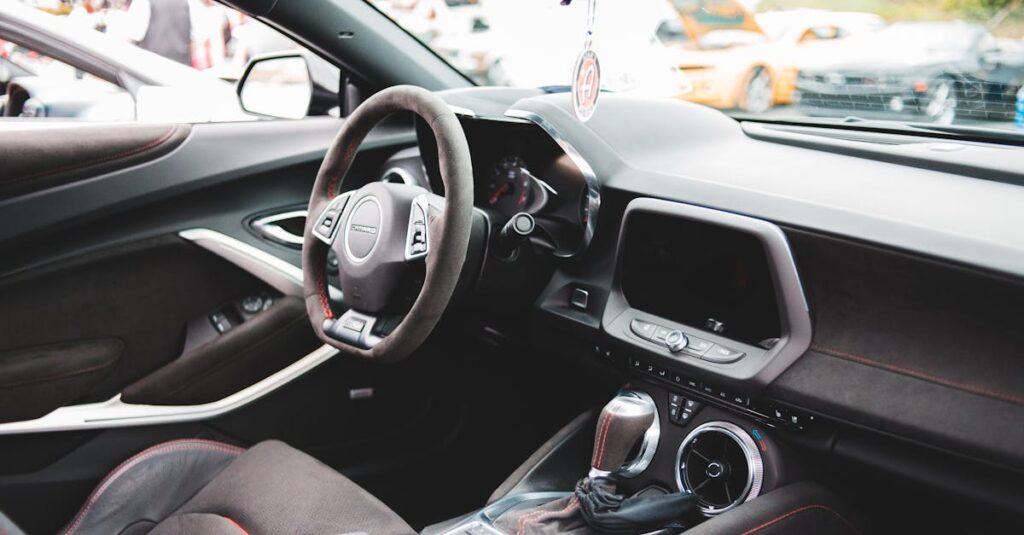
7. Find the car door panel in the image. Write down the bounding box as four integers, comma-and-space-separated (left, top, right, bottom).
0, 123, 190, 200
0, 235, 269, 411
0, 338, 122, 423
120, 295, 318, 405
0, 115, 471, 534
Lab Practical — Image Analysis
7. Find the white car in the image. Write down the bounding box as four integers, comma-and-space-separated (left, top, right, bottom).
0, 0, 251, 122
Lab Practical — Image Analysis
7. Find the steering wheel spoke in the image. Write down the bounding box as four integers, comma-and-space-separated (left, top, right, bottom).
312, 191, 355, 246
323, 309, 383, 350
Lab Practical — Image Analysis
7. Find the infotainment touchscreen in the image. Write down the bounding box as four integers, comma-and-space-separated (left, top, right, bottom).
620, 212, 782, 347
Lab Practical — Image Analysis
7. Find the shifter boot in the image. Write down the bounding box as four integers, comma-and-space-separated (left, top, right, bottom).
493, 495, 588, 535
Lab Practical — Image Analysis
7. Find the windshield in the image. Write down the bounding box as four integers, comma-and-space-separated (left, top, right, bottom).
368, 0, 1024, 136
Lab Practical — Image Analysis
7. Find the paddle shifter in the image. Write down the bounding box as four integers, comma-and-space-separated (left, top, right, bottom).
589, 395, 656, 480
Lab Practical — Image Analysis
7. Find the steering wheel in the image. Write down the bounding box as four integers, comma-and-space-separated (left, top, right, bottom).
302, 86, 473, 362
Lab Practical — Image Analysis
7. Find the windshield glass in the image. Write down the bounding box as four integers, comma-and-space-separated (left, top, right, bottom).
367, 0, 1024, 135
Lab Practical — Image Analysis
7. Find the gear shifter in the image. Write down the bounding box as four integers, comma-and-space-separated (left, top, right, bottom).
574, 394, 697, 533
589, 395, 656, 480
491, 392, 697, 534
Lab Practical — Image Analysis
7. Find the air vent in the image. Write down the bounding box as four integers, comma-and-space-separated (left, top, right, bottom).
676, 421, 763, 515
379, 167, 415, 184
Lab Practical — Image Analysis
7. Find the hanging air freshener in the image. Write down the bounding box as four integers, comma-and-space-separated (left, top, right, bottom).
571, 0, 600, 122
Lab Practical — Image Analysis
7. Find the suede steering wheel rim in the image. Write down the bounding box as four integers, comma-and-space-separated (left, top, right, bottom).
302, 86, 473, 362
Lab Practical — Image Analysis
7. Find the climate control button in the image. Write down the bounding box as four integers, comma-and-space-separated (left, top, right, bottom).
665, 330, 689, 353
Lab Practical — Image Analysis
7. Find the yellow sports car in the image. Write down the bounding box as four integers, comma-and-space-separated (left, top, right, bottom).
668, 1, 883, 113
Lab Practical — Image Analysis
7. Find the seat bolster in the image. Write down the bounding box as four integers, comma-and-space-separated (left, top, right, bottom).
164, 440, 416, 535
149, 513, 249, 535
59, 439, 244, 535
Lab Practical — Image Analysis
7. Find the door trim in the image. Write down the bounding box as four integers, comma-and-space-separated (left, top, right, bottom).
0, 229, 341, 434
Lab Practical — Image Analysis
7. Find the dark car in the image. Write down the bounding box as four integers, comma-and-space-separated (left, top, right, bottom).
795, 21, 1020, 124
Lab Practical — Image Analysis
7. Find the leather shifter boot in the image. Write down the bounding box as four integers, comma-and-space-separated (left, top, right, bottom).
492, 395, 698, 534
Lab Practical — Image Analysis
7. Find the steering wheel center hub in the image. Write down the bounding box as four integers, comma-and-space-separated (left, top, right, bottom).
344, 196, 383, 262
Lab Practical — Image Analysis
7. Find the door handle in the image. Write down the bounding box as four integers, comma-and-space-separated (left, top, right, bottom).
251, 210, 307, 248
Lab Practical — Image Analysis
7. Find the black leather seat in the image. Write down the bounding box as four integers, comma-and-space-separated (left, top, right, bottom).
59, 439, 415, 535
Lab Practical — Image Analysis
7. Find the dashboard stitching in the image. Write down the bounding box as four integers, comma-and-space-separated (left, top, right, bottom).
738, 504, 858, 535
812, 345, 1024, 406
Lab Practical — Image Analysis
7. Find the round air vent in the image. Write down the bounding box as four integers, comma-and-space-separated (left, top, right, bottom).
675, 421, 763, 516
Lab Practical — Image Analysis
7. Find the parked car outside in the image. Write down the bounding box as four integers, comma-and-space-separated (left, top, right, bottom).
795, 21, 1019, 124
0, 0, 250, 122
673, 7, 883, 113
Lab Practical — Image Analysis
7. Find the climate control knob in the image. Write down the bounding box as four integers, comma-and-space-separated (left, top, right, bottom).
665, 330, 689, 353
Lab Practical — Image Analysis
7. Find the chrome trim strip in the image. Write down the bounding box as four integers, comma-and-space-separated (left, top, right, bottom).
0, 344, 341, 434
180, 228, 304, 297
618, 390, 660, 478
675, 421, 764, 516
179, 228, 342, 301
505, 108, 600, 258
251, 210, 308, 248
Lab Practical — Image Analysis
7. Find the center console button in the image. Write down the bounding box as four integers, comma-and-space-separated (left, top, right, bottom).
630, 319, 657, 340
683, 336, 713, 355
652, 326, 671, 342
665, 330, 689, 353
703, 344, 745, 363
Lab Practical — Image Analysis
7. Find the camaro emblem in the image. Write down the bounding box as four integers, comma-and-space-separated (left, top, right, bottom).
350, 224, 378, 235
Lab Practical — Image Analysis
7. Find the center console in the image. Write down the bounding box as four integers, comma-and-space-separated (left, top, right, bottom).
425, 199, 859, 534
603, 198, 812, 390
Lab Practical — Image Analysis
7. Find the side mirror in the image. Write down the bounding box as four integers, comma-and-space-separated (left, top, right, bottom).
237, 52, 339, 119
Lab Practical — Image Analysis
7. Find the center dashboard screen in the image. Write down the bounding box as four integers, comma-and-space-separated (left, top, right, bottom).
621, 212, 782, 346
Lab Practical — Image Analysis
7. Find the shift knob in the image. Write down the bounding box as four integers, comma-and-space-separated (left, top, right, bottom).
590, 395, 657, 477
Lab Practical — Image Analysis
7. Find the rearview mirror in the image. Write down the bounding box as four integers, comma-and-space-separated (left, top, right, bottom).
237, 53, 316, 119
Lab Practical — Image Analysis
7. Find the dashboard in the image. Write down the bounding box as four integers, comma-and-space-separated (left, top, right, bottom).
378, 88, 1024, 493
414, 115, 596, 258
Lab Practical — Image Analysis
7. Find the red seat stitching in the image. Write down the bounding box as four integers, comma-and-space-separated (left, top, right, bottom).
739, 504, 859, 535
60, 439, 245, 535
223, 516, 250, 535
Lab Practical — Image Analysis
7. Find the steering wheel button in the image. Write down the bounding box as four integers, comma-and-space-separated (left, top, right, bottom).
342, 317, 367, 333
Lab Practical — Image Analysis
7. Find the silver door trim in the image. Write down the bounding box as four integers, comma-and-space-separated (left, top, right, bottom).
0, 229, 343, 434
0, 344, 340, 434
